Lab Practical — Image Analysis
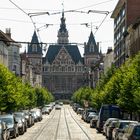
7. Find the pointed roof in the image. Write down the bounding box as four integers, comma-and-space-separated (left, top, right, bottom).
0, 30, 14, 46
44, 44, 83, 64
27, 31, 42, 54
87, 31, 96, 46
59, 11, 67, 33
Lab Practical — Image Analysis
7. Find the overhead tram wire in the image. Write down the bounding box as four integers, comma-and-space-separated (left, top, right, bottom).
8, 0, 43, 43
74, 0, 115, 11
0, 38, 84, 46
87, 10, 110, 35
1, 0, 115, 12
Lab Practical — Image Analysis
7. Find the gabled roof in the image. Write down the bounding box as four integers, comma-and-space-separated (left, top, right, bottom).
27, 31, 42, 54
87, 31, 96, 46
44, 44, 83, 64
0, 30, 14, 46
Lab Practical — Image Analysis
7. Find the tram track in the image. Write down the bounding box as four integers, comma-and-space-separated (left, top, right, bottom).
32, 109, 58, 140
54, 109, 62, 140
67, 107, 92, 140
64, 108, 71, 140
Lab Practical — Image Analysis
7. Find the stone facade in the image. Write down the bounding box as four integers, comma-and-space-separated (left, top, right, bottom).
103, 47, 114, 74
42, 12, 84, 100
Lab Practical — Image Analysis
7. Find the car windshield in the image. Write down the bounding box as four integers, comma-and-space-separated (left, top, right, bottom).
1, 117, 13, 125
89, 113, 96, 116
120, 122, 129, 129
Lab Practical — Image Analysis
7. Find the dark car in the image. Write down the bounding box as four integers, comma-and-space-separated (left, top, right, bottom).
96, 104, 121, 133
72, 103, 81, 112
121, 123, 140, 140
15, 117, 25, 135
0, 115, 18, 138
0, 120, 10, 140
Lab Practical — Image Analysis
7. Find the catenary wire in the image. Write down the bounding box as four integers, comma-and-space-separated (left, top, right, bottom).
8, 0, 42, 42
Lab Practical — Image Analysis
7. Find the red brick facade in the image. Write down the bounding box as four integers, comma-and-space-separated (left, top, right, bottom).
126, 0, 140, 27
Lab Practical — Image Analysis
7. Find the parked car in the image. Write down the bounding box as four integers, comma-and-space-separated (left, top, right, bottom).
76, 108, 84, 115
72, 103, 81, 112
14, 112, 27, 131
0, 114, 19, 138
103, 118, 119, 136
0, 120, 10, 140
112, 120, 138, 140
44, 105, 53, 112
96, 104, 121, 133
85, 112, 97, 123
31, 109, 42, 121
83, 108, 97, 121
90, 115, 98, 128
15, 117, 25, 135
106, 120, 119, 140
42, 107, 50, 115
23, 110, 33, 127
121, 122, 140, 140
31, 111, 38, 122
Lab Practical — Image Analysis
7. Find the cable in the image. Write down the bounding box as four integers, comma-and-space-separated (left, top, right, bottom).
0, 0, 115, 12
8, 0, 42, 42
74, 0, 115, 10
94, 13, 109, 35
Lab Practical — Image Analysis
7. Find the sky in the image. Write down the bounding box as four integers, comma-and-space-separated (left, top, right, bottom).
0, 0, 119, 56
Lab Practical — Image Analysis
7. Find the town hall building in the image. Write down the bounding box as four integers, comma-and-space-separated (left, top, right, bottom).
27, 11, 102, 100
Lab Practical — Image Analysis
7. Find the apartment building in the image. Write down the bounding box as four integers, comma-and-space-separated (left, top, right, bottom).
111, 0, 140, 67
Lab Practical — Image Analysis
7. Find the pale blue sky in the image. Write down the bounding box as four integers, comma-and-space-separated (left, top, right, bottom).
0, 0, 118, 55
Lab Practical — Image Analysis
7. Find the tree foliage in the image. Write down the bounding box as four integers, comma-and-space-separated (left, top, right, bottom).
72, 52, 140, 115
0, 64, 54, 113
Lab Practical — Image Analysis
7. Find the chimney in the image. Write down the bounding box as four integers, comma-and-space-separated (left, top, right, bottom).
5, 28, 11, 38
107, 47, 112, 54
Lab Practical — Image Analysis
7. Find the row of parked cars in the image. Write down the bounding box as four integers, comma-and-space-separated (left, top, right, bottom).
103, 118, 140, 140
0, 102, 55, 140
72, 103, 140, 140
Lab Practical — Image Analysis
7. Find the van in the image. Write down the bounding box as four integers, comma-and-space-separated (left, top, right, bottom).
96, 104, 121, 132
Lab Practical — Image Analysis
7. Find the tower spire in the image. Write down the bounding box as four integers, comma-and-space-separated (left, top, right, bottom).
57, 2, 69, 44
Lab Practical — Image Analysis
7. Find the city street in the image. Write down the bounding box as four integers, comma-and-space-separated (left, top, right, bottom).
15, 105, 106, 140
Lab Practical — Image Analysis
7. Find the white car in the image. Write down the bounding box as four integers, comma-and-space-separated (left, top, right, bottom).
55, 104, 61, 110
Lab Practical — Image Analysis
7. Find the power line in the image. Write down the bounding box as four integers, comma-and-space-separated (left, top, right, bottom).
8, 0, 42, 42
75, 0, 115, 10
0, 17, 113, 25
1, 0, 115, 12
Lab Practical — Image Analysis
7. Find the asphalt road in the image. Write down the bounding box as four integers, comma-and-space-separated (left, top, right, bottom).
15, 105, 106, 140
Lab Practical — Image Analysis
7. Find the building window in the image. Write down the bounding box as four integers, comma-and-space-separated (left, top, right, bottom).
32, 44, 37, 52
13, 65, 16, 72
68, 67, 71, 71
122, 8, 125, 17
14, 52, 17, 60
